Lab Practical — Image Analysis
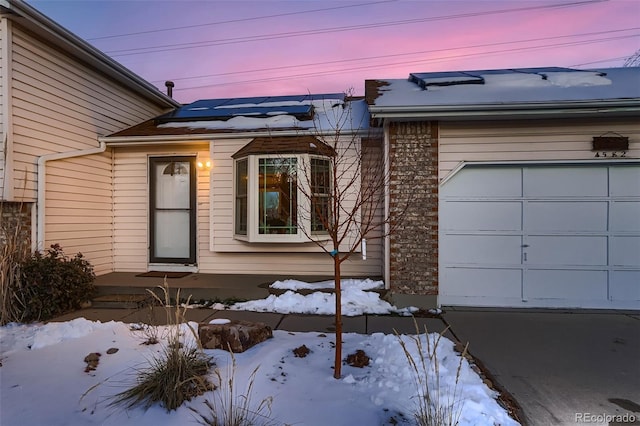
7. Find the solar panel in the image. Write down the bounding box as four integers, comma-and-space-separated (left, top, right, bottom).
409, 72, 484, 88
156, 93, 345, 123
409, 68, 585, 89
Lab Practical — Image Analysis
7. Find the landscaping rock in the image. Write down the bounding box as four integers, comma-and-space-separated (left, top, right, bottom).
293, 345, 310, 358
84, 352, 101, 372
198, 320, 272, 353
345, 349, 370, 368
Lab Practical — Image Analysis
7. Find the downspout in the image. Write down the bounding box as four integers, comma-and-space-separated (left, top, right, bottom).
36, 141, 107, 252
383, 120, 390, 289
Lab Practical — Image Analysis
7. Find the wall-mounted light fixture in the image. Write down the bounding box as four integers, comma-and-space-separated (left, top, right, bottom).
197, 160, 212, 170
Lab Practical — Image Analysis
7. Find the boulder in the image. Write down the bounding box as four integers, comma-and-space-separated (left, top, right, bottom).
199, 320, 273, 353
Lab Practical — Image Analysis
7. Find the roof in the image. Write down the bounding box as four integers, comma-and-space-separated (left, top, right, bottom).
104, 93, 371, 143
366, 67, 640, 119
0, 0, 179, 109
231, 136, 335, 158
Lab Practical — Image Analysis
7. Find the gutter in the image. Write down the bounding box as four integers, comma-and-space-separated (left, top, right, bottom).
369, 100, 640, 120
99, 128, 382, 146
36, 142, 107, 252
383, 121, 390, 289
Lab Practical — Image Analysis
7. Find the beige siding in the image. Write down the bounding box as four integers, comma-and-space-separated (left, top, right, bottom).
113, 142, 383, 278
45, 152, 113, 274
439, 118, 640, 181
3, 23, 171, 274
9, 24, 167, 200
0, 18, 6, 199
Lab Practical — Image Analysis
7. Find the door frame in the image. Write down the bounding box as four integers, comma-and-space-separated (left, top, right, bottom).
148, 155, 197, 264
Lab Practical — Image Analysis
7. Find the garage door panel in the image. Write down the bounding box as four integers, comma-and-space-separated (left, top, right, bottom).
527, 236, 607, 266
610, 271, 640, 301
442, 167, 522, 197
610, 166, 640, 196
526, 201, 608, 232
442, 267, 522, 298
441, 235, 522, 264
525, 269, 607, 300
610, 202, 640, 232
611, 236, 640, 267
441, 201, 522, 231
524, 167, 608, 197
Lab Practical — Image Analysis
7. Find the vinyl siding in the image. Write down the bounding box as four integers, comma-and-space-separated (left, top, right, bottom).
439, 118, 640, 181
6, 23, 170, 274
0, 19, 6, 199
10, 24, 165, 199
113, 142, 383, 278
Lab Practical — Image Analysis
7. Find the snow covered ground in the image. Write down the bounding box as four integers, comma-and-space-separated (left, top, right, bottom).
0, 279, 519, 425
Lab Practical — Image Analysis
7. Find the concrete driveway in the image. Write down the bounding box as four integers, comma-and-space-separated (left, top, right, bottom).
444, 310, 640, 426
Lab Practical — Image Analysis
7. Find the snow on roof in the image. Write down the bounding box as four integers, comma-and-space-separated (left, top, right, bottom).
369, 67, 640, 110
157, 93, 370, 133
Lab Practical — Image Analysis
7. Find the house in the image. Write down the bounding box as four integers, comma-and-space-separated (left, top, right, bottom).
99, 93, 384, 281
2, 0, 637, 310
0, 0, 384, 299
366, 67, 640, 309
0, 0, 179, 275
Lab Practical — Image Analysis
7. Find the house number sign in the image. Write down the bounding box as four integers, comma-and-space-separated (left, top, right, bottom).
594, 151, 627, 158
592, 134, 629, 158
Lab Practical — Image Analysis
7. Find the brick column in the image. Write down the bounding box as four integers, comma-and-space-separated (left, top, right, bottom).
0, 202, 32, 248
388, 121, 438, 295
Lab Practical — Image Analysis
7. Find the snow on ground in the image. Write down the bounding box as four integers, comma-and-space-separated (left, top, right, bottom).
193, 279, 415, 315
270, 278, 384, 291
232, 287, 417, 316
0, 280, 519, 425
0, 318, 518, 426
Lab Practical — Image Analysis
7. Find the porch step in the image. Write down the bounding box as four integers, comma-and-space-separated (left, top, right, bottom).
91, 294, 156, 309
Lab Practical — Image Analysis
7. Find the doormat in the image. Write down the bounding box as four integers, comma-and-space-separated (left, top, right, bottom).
136, 271, 191, 278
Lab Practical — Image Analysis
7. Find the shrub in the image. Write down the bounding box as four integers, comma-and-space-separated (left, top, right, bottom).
112, 341, 213, 411
113, 281, 213, 411
19, 244, 96, 322
396, 322, 467, 426
192, 352, 276, 426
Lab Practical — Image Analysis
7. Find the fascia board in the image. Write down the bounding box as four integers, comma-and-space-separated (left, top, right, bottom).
100, 128, 381, 146
369, 100, 640, 120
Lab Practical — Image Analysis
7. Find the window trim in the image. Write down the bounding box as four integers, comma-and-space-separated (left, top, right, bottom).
233, 153, 332, 243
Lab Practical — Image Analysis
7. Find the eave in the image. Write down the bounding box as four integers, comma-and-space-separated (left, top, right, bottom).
100, 127, 381, 147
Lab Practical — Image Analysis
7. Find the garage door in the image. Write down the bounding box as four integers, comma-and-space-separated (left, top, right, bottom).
439, 164, 640, 309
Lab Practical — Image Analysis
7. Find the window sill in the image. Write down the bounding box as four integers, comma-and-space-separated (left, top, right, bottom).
233, 233, 331, 244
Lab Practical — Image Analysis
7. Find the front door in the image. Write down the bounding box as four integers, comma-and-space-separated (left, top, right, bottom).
149, 156, 196, 264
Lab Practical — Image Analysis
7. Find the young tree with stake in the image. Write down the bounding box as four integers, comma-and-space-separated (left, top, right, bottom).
294, 92, 397, 379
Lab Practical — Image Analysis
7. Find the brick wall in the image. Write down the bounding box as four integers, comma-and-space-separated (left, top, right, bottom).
0, 202, 32, 249
388, 121, 438, 295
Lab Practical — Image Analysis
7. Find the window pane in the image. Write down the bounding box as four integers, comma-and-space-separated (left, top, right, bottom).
311, 158, 331, 233
258, 158, 297, 234
235, 159, 248, 235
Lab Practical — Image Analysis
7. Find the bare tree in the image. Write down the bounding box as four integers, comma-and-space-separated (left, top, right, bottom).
293, 92, 395, 378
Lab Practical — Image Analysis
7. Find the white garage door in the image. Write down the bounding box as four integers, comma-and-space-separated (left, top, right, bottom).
439, 164, 640, 309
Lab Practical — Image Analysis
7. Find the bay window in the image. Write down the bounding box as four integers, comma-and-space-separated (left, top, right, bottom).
232, 137, 334, 243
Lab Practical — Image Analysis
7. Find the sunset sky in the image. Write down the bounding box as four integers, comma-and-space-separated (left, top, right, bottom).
28, 0, 640, 104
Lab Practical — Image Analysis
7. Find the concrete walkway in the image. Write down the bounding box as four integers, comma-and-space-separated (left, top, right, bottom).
444, 310, 640, 426
50, 306, 452, 337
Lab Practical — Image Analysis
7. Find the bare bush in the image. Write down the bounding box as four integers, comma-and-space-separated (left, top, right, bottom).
395, 322, 468, 426
192, 350, 276, 426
